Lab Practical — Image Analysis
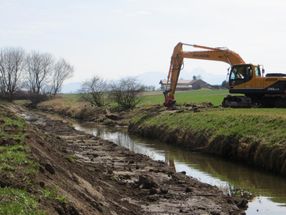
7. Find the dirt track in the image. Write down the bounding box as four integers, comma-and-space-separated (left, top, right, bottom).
13, 106, 247, 215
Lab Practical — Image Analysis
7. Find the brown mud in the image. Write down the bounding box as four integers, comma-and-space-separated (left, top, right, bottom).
38, 101, 286, 175
3, 104, 247, 214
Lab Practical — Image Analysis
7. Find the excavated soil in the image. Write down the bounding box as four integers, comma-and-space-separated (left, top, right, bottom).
6, 104, 247, 215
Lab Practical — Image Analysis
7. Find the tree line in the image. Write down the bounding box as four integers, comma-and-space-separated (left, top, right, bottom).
0, 47, 152, 110
0, 47, 73, 104
80, 76, 145, 110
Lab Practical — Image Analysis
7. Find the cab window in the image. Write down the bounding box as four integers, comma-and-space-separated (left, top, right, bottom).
255, 66, 261, 77
229, 65, 252, 85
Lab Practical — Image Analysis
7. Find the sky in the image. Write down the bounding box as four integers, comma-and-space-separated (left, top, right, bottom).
1, 0, 286, 86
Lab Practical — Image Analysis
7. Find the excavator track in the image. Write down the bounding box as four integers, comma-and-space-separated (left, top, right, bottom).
222, 95, 253, 108
222, 95, 286, 108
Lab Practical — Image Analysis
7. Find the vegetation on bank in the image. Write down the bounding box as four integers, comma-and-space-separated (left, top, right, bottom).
0, 104, 68, 214
0, 107, 44, 215
129, 107, 286, 175
38, 89, 228, 112
131, 108, 286, 145
37, 89, 225, 120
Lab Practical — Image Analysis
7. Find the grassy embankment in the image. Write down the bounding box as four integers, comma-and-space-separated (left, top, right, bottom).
129, 107, 286, 175
0, 104, 44, 215
0, 104, 67, 215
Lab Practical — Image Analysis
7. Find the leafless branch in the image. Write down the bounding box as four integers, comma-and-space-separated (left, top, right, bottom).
0, 47, 25, 100
80, 76, 107, 107
50, 58, 74, 96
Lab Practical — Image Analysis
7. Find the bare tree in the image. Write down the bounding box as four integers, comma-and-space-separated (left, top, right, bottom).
109, 78, 143, 110
25, 52, 54, 94
80, 76, 107, 107
50, 59, 74, 96
0, 48, 25, 100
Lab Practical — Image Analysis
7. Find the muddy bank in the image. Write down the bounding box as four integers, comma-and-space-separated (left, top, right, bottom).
7, 105, 246, 214
38, 99, 286, 176
128, 107, 286, 177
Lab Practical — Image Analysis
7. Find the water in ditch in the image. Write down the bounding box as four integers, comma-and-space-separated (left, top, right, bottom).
74, 123, 286, 215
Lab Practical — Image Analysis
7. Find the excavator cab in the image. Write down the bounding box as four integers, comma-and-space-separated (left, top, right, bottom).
229, 64, 254, 87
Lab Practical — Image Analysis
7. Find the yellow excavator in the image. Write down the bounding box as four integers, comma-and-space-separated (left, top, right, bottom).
164, 42, 286, 108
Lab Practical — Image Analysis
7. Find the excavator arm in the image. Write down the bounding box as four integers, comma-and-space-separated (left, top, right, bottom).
164, 42, 245, 107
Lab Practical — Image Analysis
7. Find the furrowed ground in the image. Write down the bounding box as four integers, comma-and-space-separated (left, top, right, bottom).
38, 89, 286, 176
0, 102, 246, 215
0, 103, 86, 215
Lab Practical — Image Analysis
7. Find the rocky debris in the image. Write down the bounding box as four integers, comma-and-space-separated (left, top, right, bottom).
43, 162, 56, 175
185, 187, 193, 193
0, 138, 17, 146
136, 175, 159, 189
234, 198, 248, 209
54, 203, 80, 215
105, 113, 122, 121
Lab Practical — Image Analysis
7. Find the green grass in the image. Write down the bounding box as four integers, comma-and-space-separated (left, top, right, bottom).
0, 108, 43, 215
0, 114, 38, 174
132, 107, 286, 146
0, 188, 44, 215
41, 187, 67, 204
140, 89, 229, 106
0, 144, 38, 174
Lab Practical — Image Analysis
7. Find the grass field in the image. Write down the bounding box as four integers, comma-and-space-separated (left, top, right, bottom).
57, 89, 229, 107
140, 89, 229, 106
41, 89, 286, 117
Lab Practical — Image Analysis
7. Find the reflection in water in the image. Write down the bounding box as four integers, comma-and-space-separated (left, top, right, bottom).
74, 123, 286, 215
165, 154, 176, 172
